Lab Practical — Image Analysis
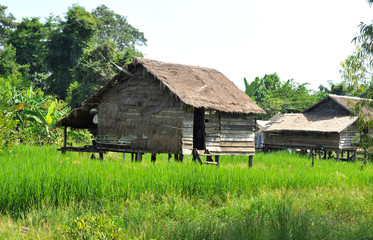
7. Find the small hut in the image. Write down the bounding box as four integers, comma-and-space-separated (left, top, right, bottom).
261, 95, 372, 161
57, 58, 265, 165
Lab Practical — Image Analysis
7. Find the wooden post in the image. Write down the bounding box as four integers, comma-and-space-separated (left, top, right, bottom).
353, 151, 357, 161
328, 151, 332, 159
336, 150, 340, 161
341, 151, 344, 158
311, 148, 314, 167
136, 153, 143, 162
123, 153, 126, 161
323, 150, 327, 159
318, 149, 321, 159
179, 154, 183, 162
62, 126, 67, 154
248, 155, 253, 168
215, 155, 220, 167
99, 152, 104, 160
151, 153, 156, 163
174, 154, 179, 161
131, 153, 135, 162
347, 151, 350, 159
168, 154, 172, 161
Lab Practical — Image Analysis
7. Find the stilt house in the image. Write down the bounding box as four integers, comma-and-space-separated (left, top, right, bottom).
57, 58, 265, 164
261, 95, 372, 160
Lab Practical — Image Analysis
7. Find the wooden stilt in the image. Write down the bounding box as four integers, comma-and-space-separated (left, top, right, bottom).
179, 154, 183, 162
168, 154, 172, 161
318, 149, 321, 159
136, 153, 143, 162
123, 153, 126, 161
328, 151, 332, 159
99, 152, 104, 160
174, 154, 179, 161
311, 148, 314, 167
353, 151, 357, 161
347, 151, 350, 159
62, 126, 67, 155
341, 151, 344, 158
215, 155, 220, 167
151, 153, 156, 163
323, 150, 327, 159
248, 155, 253, 168
131, 153, 135, 162
336, 150, 340, 161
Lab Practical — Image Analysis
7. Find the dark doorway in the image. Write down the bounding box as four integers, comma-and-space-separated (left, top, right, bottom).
193, 108, 206, 150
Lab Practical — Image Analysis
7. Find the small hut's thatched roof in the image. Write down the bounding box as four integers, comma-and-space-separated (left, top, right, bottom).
57, 58, 264, 128
304, 95, 372, 117
263, 113, 358, 134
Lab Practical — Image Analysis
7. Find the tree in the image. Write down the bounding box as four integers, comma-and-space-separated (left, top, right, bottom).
0, 5, 16, 48
45, 5, 96, 99
340, 0, 373, 162
7, 17, 47, 76
0, 44, 30, 87
92, 5, 147, 52
244, 73, 318, 119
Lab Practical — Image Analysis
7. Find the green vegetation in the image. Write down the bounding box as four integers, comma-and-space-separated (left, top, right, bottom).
0, 145, 372, 239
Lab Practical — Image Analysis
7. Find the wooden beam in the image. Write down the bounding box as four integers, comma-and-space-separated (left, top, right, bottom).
311, 148, 314, 167
248, 155, 253, 168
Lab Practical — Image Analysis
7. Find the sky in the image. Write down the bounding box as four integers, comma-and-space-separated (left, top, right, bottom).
2, 0, 373, 91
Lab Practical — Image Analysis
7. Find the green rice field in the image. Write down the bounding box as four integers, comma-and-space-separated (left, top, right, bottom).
0, 145, 372, 239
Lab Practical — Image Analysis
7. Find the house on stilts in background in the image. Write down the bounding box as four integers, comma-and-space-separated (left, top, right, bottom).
57, 58, 265, 166
261, 95, 372, 162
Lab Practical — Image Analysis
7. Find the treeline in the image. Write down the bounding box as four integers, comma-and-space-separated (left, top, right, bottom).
243, 73, 361, 120
0, 4, 146, 149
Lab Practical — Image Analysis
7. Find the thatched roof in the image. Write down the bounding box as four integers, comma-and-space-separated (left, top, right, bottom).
57, 58, 264, 128
132, 58, 264, 114
263, 113, 358, 133
304, 95, 372, 117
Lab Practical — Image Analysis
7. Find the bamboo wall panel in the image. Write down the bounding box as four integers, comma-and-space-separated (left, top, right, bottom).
97, 68, 185, 154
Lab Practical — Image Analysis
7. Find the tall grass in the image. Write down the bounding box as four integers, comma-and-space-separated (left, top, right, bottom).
0, 145, 372, 239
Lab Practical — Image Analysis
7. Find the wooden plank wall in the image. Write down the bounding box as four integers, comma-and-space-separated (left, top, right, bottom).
181, 107, 194, 155
218, 113, 256, 155
181, 110, 256, 156
263, 132, 340, 150
97, 67, 184, 154
339, 124, 358, 150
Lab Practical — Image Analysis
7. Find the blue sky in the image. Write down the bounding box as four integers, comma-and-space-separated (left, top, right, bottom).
3, 0, 373, 90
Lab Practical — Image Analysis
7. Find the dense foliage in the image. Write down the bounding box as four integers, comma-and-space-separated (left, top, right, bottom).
244, 73, 321, 119
0, 4, 146, 149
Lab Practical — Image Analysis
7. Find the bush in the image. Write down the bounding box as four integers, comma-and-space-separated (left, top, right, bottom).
61, 213, 125, 240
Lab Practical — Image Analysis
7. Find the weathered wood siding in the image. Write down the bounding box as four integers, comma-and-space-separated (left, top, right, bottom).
218, 113, 256, 155
97, 67, 184, 154
181, 106, 194, 155
181, 110, 256, 156
263, 132, 340, 150
339, 124, 358, 150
